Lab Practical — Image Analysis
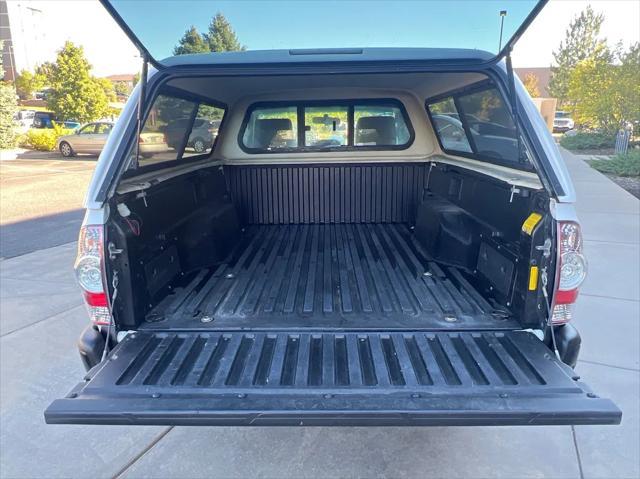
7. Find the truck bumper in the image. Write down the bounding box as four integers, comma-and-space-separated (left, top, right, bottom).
545, 323, 581, 368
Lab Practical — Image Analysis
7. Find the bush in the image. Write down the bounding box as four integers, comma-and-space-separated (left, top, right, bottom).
588, 149, 640, 177
559, 131, 615, 150
23, 123, 75, 151
0, 82, 18, 149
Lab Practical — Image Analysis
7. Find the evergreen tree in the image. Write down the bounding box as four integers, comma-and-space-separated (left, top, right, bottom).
46, 41, 109, 122
173, 26, 210, 55
0, 41, 18, 149
206, 13, 245, 52
548, 6, 608, 104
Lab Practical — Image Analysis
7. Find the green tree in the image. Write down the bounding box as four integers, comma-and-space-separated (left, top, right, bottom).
14, 69, 44, 99
174, 26, 210, 55
566, 42, 639, 131
35, 61, 54, 82
206, 13, 245, 52
46, 41, 109, 122
549, 6, 608, 104
615, 42, 640, 126
96, 77, 117, 102
0, 41, 18, 149
0, 86, 18, 148
113, 81, 131, 97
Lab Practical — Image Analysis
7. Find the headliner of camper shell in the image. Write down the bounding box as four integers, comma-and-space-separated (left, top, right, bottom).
167, 71, 486, 161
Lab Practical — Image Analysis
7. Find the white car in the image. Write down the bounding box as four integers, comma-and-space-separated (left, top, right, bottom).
45, 0, 620, 429
553, 111, 575, 133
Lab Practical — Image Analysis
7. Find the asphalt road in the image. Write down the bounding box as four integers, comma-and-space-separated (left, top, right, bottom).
0, 154, 97, 258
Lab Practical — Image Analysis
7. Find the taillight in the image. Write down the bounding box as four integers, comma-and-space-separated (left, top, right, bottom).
551, 221, 587, 324
75, 225, 111, 325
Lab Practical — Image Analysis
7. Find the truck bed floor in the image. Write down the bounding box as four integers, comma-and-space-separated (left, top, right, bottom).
144, 224, 516, 331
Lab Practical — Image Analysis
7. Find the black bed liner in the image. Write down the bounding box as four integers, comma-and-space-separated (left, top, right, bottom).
45, 329, 621, 426
144, 223, 517, 330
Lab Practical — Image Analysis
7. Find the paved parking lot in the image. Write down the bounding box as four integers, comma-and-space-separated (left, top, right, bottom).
0, 152, 96, 258
0, 150, 638, 478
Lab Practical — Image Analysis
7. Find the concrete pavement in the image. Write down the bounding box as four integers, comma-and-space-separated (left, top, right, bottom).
0, 149, 638, 478
0, 157, 96, 258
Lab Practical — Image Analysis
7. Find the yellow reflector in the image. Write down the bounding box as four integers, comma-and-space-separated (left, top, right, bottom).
522, 212, 543, 235
529, 266, 539, 291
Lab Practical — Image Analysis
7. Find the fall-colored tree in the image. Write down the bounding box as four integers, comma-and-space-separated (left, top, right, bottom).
206, 13, 245, 52
549, 6, 609, 104
174, 26, 210, 55
46, 41, 109, 122
522, 73, 540, 98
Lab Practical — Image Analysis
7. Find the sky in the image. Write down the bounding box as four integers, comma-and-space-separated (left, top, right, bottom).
6, 0, 640, 77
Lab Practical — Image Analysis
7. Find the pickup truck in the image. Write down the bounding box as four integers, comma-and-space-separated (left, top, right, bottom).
45, 0, 621, 427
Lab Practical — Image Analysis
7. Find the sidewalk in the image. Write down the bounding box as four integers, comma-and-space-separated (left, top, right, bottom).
0, 149, 638, 478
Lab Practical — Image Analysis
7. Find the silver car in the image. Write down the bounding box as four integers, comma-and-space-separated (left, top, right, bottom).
57, 121, 168, 158
57, 122, 114, 157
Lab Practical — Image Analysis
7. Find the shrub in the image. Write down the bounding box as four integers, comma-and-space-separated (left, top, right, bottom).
23, 123, 75, 151
588, 149, 640, 177
559, 131, 615, 150
0, 82, 18, 149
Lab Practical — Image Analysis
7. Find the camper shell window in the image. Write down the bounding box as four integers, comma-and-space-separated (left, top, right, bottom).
427, 82, 531, 170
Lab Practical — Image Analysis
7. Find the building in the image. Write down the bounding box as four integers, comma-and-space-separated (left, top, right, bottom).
105, 73, 136, 89
0, 0, 15, 81
514, 67, 552, 98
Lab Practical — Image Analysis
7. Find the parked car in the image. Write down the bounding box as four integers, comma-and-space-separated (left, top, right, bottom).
164, 117, 221, 153
57, 122, 115, 156
13, 109, 35, 129
45, 0, 621, 428
57, 121, 168, 157
553, 111, 575, 133
32, 111, 80, 130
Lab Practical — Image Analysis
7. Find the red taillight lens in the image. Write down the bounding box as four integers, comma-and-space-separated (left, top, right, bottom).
551, 221, 587, 324
75, 225, 111, 325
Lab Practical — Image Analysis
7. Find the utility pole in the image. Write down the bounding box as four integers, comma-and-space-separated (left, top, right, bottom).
498, 10, 507, 52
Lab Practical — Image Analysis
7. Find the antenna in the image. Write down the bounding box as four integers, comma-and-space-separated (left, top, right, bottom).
498, 10, 507, 52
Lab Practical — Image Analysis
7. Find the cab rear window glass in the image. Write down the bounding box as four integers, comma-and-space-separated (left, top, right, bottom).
240, 100, 413, 153
427, 85, 527, 169
133, 93, 225, 169
242, 106, 298, 150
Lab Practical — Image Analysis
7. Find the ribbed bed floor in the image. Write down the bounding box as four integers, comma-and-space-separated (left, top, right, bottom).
144, 224, 517, 330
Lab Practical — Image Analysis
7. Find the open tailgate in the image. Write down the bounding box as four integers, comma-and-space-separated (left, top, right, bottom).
45, 330, 620, 426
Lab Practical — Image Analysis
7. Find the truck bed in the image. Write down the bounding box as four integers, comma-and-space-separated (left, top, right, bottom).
143, 223, 517, 331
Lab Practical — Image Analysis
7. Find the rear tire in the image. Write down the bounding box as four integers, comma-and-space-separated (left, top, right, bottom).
59, 141, 74, 157
192, 138, 206, 153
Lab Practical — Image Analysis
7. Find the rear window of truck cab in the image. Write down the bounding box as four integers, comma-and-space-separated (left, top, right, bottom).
240, 100, 413, 153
